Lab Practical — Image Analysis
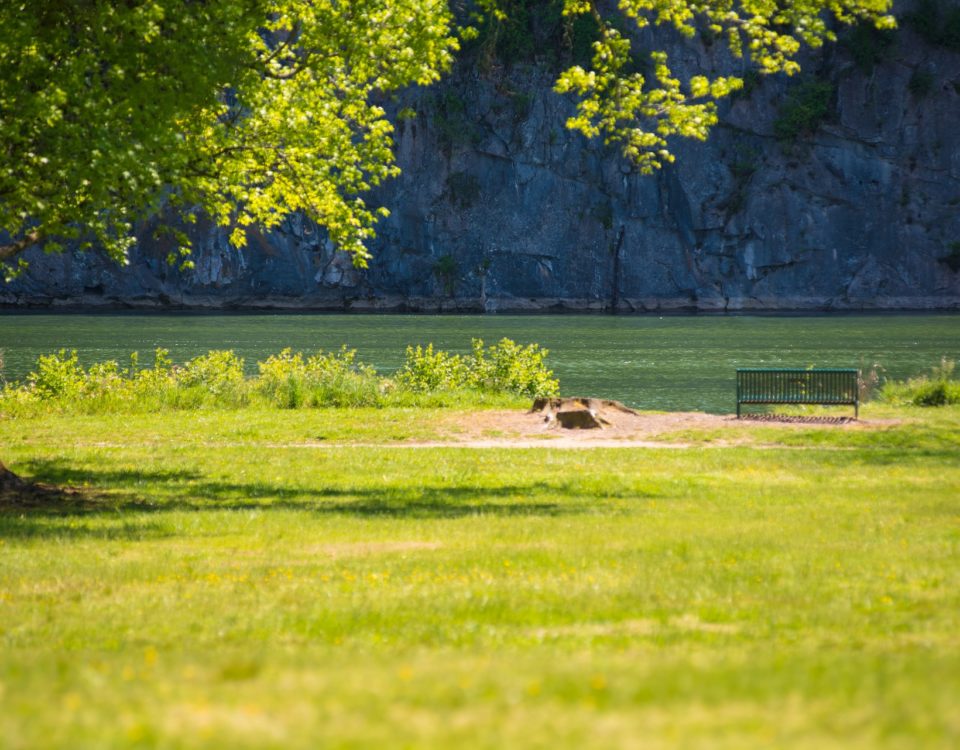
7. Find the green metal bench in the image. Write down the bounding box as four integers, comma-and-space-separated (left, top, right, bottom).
736, 368, 860, 419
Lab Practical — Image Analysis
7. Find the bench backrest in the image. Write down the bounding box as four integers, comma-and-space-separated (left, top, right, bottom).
737, 368, 859, 405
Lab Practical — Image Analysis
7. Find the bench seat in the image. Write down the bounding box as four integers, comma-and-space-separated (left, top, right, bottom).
736, 368, 860, 418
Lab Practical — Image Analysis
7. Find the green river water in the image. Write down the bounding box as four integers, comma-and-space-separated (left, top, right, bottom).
0, 312, 956, 412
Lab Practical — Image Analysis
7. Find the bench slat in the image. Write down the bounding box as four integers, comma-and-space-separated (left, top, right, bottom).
736, 368, 859, 418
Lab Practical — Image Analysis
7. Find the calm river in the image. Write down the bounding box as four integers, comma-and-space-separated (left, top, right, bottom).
0, 313, 956, 413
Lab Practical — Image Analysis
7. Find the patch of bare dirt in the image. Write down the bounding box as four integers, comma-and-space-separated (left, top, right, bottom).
738, 414, 856, 425
417, 401, 895, 448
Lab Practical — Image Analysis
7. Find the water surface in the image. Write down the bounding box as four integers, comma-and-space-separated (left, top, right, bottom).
0, 313, 956, 412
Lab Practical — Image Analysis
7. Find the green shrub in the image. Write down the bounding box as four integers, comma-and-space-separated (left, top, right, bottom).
79, 357, 139, 412
736, 69, 762, 99
175, 350, 247, 406
302, 348, 382, 407
133, 349, 178, 407
446, 172, 481, 209
905, 0, 960, 52
396, 343, 471, 392
29, 349, 85, 400
908, 69, 935, 98
396, 338, 559, 398
179, 350, 244, 394
256, 347, 382, 408
911, 380, 956, 406
256, 348, 308, 408
468, 338, 559, 398
880, 357, 960, 406
774, 79, 834, 141
0, 340, 559, 414
433, 254, 459, 296
304, 372, 384, 408
841, 23, 895, 73
431, 91, 482, 151
4, 348, 170, 414
466, 0, 602, 70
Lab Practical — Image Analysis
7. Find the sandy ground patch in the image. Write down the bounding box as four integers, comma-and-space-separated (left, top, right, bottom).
416, 408, 899, 448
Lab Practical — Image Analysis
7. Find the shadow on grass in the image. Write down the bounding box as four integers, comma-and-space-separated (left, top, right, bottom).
0, 458, 648, 539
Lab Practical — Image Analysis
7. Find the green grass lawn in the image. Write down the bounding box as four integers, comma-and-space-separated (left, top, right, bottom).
1, 406, 958, 748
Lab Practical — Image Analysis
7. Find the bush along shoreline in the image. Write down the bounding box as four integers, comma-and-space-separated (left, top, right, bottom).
0, 339, 560, 415
879, 357, 960, 406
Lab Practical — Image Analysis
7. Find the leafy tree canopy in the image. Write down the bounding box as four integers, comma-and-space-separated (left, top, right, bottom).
0, 0, 893, 275
0, 0, 458, 272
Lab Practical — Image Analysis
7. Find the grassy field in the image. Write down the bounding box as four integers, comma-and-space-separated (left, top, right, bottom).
1, 405, 959, 748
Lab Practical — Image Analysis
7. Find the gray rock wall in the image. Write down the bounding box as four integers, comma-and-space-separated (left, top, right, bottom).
4, 5, 960, 311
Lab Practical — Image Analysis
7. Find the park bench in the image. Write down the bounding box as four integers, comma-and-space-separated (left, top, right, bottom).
736, 368, 860, 419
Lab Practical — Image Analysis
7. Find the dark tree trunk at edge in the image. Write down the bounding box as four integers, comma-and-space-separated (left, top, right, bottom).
0, 460, 26, 489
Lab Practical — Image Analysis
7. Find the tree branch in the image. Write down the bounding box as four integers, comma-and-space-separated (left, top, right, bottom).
0, 230, 41, 262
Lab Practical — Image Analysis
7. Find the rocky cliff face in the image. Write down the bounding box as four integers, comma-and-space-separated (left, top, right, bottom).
4, 4, 960, 311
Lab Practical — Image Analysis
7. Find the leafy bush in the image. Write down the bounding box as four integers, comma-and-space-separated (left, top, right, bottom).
908, 69, 935, 98
905, 0, 960, 52
255, 348, 308, 408
433, 254, 459, 296
471, 0, 600, 69
446, 172, 481, 209
396, 343, 471, 392
396, 338, 559, 398
841, 23, 895, 73
178, 350, 245, 395
911, 380, 959, 406
165, 350, 248, 408
774, 79, 834, 141
29, 349, 86, 400
79, 356, 141, 411
256, 347, 383, 408
0, 340, 558, 415
468, 338, 559, 398
3, 348, 164, 414
880, 357, 960, 406
430, 91, 483, 151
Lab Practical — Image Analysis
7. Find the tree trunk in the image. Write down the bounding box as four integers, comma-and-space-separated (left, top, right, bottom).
0, 460, 26, 489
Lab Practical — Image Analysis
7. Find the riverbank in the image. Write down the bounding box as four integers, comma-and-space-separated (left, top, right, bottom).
4, 293, 960, 313
2, 313, 957, 410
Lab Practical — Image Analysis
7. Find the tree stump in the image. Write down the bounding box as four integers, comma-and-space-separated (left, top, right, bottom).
530, 397, 638, 430
555, 408, 605, 429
